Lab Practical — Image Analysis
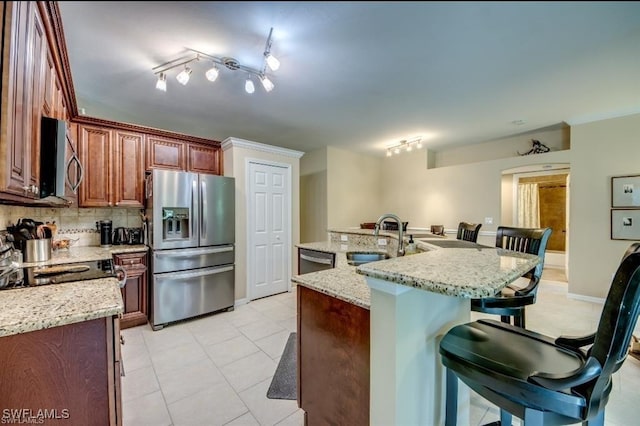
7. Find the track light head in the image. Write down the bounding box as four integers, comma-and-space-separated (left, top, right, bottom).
265, 53, 280, 71
176, 66, 192, 85
245, 78, 255, 94
205, 65, 219, 82
155, 73, 167, 92
260, 75, 275, 92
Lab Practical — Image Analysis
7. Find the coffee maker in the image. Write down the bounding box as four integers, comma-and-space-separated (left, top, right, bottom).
96, 220, 113, 248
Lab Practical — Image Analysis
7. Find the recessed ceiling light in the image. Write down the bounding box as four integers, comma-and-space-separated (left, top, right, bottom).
512, 119, 526, 125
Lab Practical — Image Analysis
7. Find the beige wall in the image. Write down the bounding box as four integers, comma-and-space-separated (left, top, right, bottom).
326, 146, 383, 229
569, 113, 640, 298
435, 125, 570, 168
222, 138, 302, 302
380, 147, 571, 246
300, 146, 384, 239
300, 148, 328, 243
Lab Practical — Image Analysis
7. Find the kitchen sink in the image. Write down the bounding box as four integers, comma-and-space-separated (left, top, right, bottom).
346, 251, 390, 266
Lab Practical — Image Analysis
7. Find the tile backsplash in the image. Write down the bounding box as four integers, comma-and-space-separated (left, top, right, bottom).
0, 205, 143, 247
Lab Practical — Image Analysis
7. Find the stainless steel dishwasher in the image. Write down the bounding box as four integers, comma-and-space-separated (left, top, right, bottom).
298, 248, 335, 274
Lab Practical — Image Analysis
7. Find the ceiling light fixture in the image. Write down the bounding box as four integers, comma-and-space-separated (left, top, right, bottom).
386, 136, 423, 157
152, 27, 279, 94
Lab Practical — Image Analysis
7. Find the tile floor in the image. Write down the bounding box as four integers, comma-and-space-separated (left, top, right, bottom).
121, 271, 639, 426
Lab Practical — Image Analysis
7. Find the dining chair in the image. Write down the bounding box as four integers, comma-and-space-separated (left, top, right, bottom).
440, 243, 640, 426
470, 226, 552, 328
456, 222, 482, 243
430, 225, 445, 236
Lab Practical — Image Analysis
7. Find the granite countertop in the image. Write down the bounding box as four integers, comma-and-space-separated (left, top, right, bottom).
294, 230, 539, 309
0, 277, 124, 337
0, 245, 147, 338
357, 248, 539, 298
328, 227, 442, 240
19, 244, 148, 268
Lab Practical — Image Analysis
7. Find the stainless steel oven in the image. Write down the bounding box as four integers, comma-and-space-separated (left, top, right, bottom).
1, 259, 126, 290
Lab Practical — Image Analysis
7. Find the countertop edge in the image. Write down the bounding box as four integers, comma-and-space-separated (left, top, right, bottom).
0, 278, 125, 338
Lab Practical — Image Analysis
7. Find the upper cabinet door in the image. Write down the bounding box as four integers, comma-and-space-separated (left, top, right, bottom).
187, 144, 221, 175
146, 136, 186, 171
78, 125, 112, 207
113, 130, 144, 208
0, 2, 45, 199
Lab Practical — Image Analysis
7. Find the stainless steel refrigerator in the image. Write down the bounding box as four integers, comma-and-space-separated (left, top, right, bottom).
146, 169, 235, 330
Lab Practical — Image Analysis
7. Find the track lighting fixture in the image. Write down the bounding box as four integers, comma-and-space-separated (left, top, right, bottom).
386, 136, 423, 156
152, 27, 280, 94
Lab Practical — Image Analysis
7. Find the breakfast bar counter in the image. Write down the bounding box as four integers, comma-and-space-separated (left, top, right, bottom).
293, 231, 540, 426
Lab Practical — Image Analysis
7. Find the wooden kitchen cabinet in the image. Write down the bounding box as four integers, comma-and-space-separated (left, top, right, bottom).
147, 136, 222, 174
78, 124, 145, 208
0, 316, 123, 425
113, 130, 145, 207
187, 143, 221, 174
0, 1, 47, 201
113, 251, 149, 329
146, 135, 186, 171
78, 124, 112, 206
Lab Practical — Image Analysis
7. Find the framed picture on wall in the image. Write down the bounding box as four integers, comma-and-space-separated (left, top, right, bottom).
611, 175, 640, 207
611, 209, 640, 240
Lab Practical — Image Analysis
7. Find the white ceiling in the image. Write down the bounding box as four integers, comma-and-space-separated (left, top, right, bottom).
58, 1, 640, 156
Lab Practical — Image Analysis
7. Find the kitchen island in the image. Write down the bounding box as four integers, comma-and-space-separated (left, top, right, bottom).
293, 230, 539, 426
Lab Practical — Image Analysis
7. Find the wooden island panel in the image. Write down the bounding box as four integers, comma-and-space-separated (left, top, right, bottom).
0, 317, 121, 425
297, 285, 370, 426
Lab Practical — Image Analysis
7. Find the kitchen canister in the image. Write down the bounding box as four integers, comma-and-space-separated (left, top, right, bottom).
24, 239, 52, 262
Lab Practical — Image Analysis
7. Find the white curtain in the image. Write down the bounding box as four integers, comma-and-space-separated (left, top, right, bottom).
517, 183, 540, 228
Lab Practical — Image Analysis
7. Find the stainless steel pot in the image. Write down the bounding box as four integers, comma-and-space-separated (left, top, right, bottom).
24, 239, 52, 263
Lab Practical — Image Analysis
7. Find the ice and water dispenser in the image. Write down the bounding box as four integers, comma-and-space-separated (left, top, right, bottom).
162, 208, 190, 241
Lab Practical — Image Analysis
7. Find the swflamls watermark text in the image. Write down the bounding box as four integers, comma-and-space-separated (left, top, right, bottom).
1, 409, 70, 424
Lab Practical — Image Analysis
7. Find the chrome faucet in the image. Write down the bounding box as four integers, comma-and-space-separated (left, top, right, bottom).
374, 213, 405, 257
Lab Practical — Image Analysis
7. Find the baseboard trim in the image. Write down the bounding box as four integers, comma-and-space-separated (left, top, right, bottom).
567, 292, 605, 305
234, 298, 249, 306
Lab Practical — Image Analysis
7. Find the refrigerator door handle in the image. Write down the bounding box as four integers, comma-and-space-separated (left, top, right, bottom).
201, 179, 207, 241
191, 178, 197, 240
154, 246, 233, 258
156, 265, 234, 280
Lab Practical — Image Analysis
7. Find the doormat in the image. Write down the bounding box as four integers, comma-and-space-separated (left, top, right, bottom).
267, 332, 297, 400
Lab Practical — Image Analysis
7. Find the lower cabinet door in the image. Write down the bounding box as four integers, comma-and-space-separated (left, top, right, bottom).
113, 252, 148, 329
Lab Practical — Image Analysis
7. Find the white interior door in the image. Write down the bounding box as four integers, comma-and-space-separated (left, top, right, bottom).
248, 160, 290, 300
